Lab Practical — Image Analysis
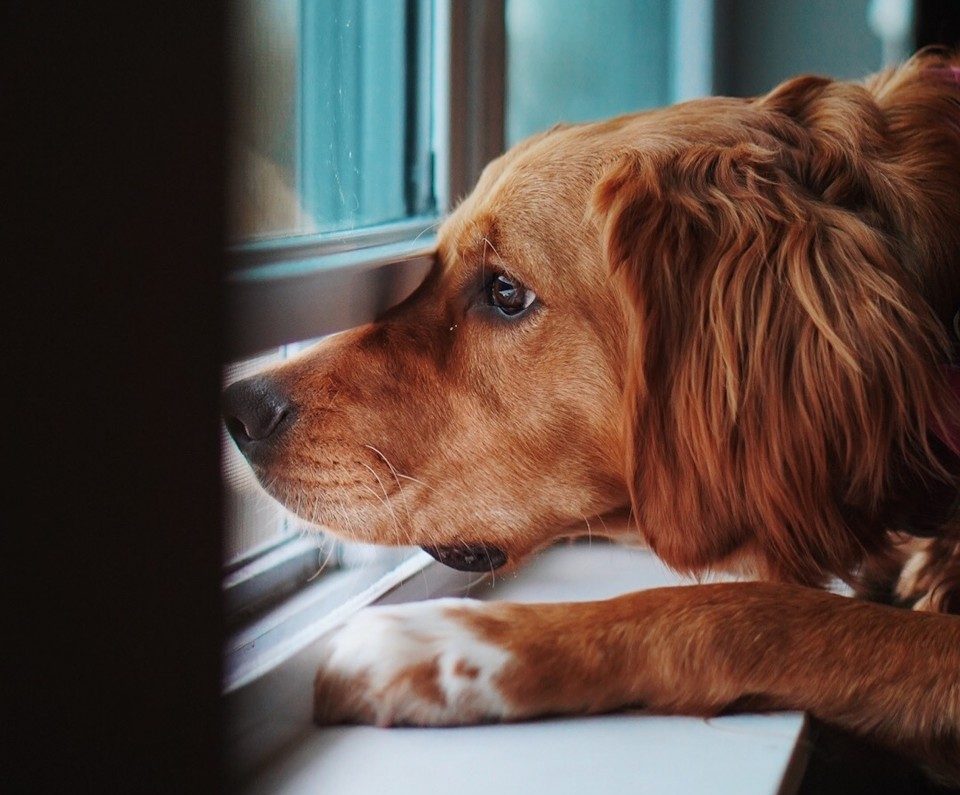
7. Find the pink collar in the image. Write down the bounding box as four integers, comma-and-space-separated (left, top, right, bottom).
923, 65, 960, 86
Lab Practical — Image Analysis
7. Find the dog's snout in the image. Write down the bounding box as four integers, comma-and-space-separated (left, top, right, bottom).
222, 375, 296, 458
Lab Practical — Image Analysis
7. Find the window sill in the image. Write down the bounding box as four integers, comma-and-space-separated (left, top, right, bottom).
225, 543, 809, 795
225, 549, 481, 692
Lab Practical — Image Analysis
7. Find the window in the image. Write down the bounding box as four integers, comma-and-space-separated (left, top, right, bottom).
223, 0, 440, 656
508, 0, 680, 144
223, 0, 900, 692
222, 0, 712, 690
221, 0, 507, 688
227, 0, 436, 242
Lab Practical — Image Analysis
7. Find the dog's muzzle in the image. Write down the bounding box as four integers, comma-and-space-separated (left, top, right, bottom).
420, 544, 508, 572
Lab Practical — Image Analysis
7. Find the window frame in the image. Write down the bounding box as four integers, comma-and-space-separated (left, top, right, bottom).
222, 0, 507, 690
224, 0, 505, 361
222, 0, 717, 691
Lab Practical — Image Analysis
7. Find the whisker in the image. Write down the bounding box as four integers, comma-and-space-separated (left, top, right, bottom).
413, 218, 443, 244
481, 235, 503, 262
364, 444, 415, 532
360, 462, 403, 544
462, 572, 490, 593
307, 539, 337, 581
356, 482, 401, 546
319, 387, 341, 414
481, 234, 503, 289
395, 472, 439, 494
597, 512, 610, 537
481, 540, 496, 587
358, 483, 385, 501
416, 558, 436, 599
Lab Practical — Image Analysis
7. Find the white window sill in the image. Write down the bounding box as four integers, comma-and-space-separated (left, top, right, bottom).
226, 543, 808, 795
225, 548, 437, 692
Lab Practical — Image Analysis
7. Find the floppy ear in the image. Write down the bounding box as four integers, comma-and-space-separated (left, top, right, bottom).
592, 141, 953, 584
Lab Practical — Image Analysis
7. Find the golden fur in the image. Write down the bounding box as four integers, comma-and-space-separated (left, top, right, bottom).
230, 52, 960, 780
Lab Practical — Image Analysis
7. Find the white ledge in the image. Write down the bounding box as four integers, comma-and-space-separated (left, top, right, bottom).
227, 543, 808, 795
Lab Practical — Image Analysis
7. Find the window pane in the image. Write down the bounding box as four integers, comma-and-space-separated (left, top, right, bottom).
228, 0, 436, 242
712, 0, 885, 96
506, 0, 672, 145
228, 0, 303, 241
506, 0, 891, 148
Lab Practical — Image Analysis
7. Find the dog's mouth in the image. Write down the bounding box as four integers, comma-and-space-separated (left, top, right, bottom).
420, 543, 508, 572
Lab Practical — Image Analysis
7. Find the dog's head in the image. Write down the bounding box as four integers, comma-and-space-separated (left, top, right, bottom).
224, 122, 633, 571
225, 56, 960, 581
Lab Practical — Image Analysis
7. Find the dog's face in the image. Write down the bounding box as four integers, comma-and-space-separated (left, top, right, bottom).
225, 71, 960, 581
224, 120, 643, 570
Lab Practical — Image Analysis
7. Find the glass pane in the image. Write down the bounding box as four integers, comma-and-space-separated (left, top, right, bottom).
228, 0, 436, 242
713, 0, 885, 96
506, 0, 672, 145
506, 0, 890, 146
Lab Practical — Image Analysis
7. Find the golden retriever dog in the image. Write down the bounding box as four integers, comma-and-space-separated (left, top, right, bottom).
223, 52, 960, 782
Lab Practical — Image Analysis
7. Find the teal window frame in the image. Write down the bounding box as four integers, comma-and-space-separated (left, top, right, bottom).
222, 1, 506, 652
225, 0, 505, 360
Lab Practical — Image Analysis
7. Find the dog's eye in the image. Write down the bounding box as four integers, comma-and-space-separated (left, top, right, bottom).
488, 274, 536, 317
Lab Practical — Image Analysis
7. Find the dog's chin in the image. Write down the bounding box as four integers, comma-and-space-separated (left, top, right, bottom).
420, 543, 509, 572
258, 478, 515, 569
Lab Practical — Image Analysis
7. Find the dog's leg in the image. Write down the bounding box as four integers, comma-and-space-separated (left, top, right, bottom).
314, 583, 960, 781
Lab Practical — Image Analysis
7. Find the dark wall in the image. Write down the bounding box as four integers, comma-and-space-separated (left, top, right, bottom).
917, 0, 960, 48
5, 3, 225, 791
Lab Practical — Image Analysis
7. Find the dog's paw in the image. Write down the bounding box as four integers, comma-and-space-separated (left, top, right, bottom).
313, 599, 515, 727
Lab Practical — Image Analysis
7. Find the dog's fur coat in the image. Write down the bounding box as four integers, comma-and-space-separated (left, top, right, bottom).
225, 52, 960, 782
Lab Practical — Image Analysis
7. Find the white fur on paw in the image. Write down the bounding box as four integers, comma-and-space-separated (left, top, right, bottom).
315, 599, 513, 726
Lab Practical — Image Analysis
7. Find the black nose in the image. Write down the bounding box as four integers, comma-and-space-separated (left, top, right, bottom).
222, 375, 296, 459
